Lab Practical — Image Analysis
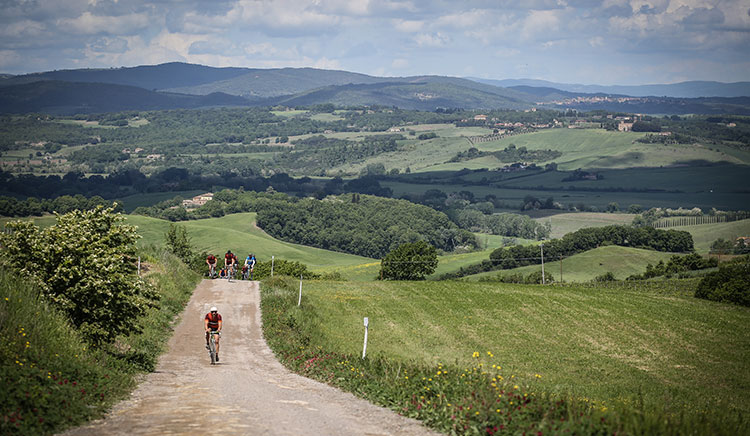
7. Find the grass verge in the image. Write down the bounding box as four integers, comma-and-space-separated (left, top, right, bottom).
0, 247, 200, 435
260, 276, 749, 435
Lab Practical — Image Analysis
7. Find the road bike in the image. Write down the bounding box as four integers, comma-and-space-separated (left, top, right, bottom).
242, 265, 250, 280
227, 264, 236, 281
207, 331, 220, 365
208, 263, 217, 279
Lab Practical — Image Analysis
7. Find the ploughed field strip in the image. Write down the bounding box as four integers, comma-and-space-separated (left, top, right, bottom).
62, 279, 437, 436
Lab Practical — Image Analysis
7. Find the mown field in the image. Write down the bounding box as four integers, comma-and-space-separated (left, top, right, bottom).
463, 245, 676, 282
533, 212, 636, 238
295, 279, 750, 418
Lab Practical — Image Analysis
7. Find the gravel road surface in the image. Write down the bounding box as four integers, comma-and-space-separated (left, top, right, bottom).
61, 279, 438, 436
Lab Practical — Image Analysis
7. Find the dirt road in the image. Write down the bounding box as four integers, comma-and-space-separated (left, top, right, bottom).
62, 279, 438, 436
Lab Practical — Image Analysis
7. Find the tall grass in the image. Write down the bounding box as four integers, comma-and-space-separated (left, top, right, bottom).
0, 248, 200, 435
261, 276, 749, 435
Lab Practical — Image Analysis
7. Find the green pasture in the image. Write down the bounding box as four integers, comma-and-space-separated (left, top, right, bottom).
124, 213, 373, 270
297, 279, 750, 414
534, 212, 636, 238
677, 218, 750, 253
441, 128, 750, 171
463, 245, 676, 282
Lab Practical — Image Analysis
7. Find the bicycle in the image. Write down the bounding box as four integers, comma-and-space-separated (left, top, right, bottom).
208, 263, 217, 279
227, 264, 235, 281
207, 331, 220, 365
242, 265, 250, 280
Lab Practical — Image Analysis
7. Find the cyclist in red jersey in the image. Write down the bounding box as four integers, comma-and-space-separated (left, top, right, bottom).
224, 250, 236, 279
204, 306, 222, 361
206, 254, 217, 278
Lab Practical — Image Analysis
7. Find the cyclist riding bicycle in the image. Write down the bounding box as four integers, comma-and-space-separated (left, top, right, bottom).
224, 250, 236, 279
245, 254, 257, 280
206, 254, 217, 278
204, 306, 222, 362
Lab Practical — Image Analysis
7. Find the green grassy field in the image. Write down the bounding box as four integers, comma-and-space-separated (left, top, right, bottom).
533, 212, 636, 238
124, 213, 373, 270
297, 279, 750, 415
432, 128, 750, 171
463, 245, 676, 282
678, 219, 750, 253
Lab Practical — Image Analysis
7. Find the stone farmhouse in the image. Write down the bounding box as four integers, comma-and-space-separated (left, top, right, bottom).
182, 192, 214, 208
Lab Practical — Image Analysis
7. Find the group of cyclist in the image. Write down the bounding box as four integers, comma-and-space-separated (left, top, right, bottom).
205, 250, 256, 280
203, 250, 258, 364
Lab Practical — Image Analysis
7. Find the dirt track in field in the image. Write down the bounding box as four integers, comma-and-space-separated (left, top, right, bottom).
61, 279, 438, 436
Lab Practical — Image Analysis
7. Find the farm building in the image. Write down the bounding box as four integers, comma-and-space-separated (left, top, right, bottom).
182, 192, 214, 208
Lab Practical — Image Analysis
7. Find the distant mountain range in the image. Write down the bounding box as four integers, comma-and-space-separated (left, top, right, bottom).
470, 78, 750, 99
0, 62, 748, 115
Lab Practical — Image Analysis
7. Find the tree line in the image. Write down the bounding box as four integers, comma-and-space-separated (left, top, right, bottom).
0, 194, 122, 217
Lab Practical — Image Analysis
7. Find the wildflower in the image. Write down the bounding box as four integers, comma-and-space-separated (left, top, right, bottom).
487, 351, 494, 357
535, 373, 542, 379
472, 351, 480, 358
514, 385, 519, 390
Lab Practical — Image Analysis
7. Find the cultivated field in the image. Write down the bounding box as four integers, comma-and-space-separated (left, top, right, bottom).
297, 279, 750, 416
533, 212, 636, 238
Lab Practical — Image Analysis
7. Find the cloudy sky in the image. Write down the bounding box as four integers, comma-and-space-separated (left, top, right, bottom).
1, 0, 749, 85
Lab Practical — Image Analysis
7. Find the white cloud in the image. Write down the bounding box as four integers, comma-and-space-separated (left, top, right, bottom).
521, 9, 561, 41
392, 18, 424, 32
56, 11, 151, 35
0, 19, 46, 38
391, 58, 409, 69
414, 32, 450, 47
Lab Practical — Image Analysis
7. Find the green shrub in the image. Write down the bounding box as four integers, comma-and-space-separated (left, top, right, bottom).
253, 259, 320, 280
593, 271, 616, 282
380, 241, 438, 280
695, 255, 750, 306
0, 207, 159, 345
0, 248, 199, 435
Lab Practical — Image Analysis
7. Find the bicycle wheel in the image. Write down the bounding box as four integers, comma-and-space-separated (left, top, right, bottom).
209, 335, 216, 365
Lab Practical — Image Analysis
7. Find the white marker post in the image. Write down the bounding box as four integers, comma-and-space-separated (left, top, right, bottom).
362, 317, 369, 359
137, 256, 141, 276
540, 242, 545, 285
271, 255, 275, 278
298, 274, 303, 306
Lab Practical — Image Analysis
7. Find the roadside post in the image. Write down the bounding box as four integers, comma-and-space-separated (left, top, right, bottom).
298, 274, 303, 306
137, 256, 141, 276
540, 242, 545, 284
362, 317, 369, 359
271, 255, 275, 278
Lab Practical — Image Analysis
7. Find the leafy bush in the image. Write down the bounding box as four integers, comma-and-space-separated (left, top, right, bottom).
380, 241, 438, 280
0, 206, 159, 345
695, 255, 750, 307
0, 248, 199, 435
593, 271, 616, 282
253, 259, 320, 280
164, 223, 193, 264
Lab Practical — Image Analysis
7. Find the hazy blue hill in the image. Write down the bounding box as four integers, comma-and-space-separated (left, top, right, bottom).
164, 67, 386, 97
273, 81, 530, 110
0, 62, 250, 91
471, 77, 750, 98
0, 80, 251, 114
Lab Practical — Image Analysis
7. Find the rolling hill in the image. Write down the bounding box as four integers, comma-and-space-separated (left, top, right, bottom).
2, 62, 750, 114
0, 80, 252, 115
471, 77, 750, 98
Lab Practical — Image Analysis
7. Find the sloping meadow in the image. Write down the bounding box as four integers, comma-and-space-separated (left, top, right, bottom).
261, 277, 749, 435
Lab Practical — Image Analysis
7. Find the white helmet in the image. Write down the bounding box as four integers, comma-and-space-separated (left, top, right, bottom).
210, 306, 218, 312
